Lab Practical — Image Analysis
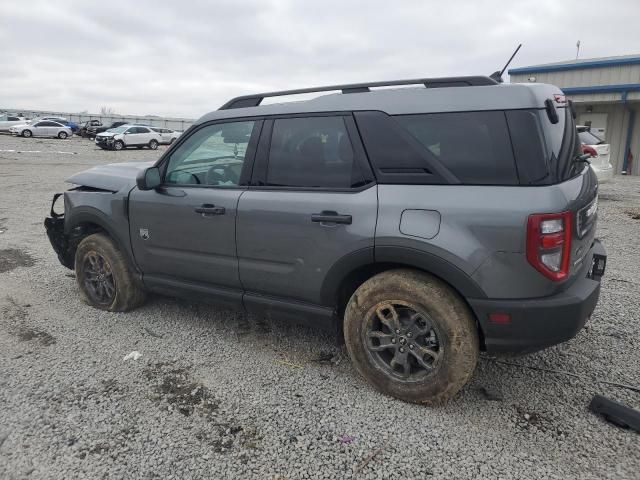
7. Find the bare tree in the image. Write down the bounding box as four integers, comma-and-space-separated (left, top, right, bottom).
100, 106, 115, 116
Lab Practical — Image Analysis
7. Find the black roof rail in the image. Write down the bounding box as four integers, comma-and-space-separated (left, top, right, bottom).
218, 75, 498, 110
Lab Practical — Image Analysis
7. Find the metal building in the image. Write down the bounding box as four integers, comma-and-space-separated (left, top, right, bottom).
509, 54, 640, 175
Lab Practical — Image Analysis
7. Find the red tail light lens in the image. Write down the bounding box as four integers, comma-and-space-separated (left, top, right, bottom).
526, 211, 572, 281
581, 144, 598, 157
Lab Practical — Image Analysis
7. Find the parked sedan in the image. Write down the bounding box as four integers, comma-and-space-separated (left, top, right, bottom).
578, 126, 613, 183
0, 114, 27, 131
9, 120, 73, 139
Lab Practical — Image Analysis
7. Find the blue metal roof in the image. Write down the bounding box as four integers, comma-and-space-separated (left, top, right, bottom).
509, 56, 640, 75
561, 83, 640, 95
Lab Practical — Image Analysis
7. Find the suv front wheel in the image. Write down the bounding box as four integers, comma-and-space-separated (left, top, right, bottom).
344, 269, 478, 405
74, 233, 146, 311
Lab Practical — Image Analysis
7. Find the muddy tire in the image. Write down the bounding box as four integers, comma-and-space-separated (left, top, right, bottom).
344, 269, 478, 405
74, 233, 146, 312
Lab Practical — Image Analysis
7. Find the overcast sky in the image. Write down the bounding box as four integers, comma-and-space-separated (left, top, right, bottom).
1, 0, 639, 118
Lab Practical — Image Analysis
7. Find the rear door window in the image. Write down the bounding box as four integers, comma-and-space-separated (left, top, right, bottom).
265, 116, 365, 188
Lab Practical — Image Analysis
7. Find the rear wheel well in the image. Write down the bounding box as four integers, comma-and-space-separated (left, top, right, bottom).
335, 263, 486, 350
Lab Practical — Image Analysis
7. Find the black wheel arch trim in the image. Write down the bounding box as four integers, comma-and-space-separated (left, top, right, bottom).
64, 207, 141, 274
375, 246, 486, 298
320, 246, 486, 308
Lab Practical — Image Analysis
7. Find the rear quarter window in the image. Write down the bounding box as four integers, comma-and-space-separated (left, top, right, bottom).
355, 111, 518, 185
396, 111, 518, 185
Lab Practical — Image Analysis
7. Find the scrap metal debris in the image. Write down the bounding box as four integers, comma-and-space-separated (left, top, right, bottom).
589, 395, 640, 433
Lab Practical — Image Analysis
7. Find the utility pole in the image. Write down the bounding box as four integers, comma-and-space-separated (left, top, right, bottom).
576, 40, 581, 60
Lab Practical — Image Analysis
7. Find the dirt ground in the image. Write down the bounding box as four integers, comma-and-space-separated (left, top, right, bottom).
0, 134, 638, 479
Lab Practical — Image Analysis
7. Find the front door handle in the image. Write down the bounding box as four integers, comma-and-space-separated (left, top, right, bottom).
311, 211, 352, 225
195, 204, 226, 216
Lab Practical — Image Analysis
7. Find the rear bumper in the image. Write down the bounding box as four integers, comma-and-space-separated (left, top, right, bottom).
469, 240, 606, 354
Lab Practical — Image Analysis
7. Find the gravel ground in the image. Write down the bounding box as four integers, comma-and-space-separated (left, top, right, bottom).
0, 134, 638, 479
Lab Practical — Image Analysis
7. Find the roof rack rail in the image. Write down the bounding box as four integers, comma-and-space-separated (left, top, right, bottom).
218, 75, 498, 110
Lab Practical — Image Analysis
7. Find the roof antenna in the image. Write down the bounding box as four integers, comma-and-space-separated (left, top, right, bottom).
490, 44, 522, 83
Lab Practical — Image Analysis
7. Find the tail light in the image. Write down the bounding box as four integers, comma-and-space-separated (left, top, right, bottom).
526, 211, 572, 281
582, 144, 598, 157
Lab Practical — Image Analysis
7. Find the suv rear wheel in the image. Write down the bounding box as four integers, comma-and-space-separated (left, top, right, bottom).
344, 269, 478, 404
74, 233, 146, 311
148, 139, 159, 150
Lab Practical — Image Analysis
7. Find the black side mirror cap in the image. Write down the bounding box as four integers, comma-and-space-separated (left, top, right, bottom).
137, 167, 161, 191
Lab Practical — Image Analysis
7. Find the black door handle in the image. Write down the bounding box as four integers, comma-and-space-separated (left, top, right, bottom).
311, 211, 352, 224
195, 204, 225, 216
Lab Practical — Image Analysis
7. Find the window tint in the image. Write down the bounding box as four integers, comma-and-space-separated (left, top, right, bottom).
165, 121, 255, 187
8, 117, 19, 121
266, 116, 363, 188
138, 127, 150, 133
396, 111, 518, 185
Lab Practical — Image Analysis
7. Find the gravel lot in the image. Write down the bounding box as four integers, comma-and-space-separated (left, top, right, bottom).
0, 134, 638, 479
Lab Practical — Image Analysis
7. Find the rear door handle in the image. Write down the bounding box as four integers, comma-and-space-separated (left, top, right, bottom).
311, 211, 352, 225
194, 204, 225, 216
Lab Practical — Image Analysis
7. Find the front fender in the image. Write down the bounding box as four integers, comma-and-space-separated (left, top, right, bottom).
62, 190, 139, 272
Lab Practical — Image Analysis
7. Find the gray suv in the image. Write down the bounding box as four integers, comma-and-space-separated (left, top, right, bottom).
45, 76, 606, 404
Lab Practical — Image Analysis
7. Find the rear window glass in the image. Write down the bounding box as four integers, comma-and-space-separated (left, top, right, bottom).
539, 107, 582, 182
395, 111, 518, 185
578, 130, 604, 145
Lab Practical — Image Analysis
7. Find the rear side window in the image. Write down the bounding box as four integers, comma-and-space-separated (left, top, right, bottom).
396, 111, 518, 185
266, 116, 364, 188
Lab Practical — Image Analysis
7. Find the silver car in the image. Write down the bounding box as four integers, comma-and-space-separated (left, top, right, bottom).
10, 120, 72, 139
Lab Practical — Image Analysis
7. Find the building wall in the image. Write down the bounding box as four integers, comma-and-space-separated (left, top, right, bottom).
509, 63, 640, 90
509, 61, 640, 175
573, 103, 638, 175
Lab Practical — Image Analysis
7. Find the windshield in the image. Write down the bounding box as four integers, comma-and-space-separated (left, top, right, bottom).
108, 126, 128, 134
578, 130, 604, 145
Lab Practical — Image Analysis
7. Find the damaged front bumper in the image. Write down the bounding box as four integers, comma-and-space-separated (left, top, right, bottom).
44, 193, 74, 269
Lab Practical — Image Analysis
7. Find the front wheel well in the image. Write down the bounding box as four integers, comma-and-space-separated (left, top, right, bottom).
64, 222, 111, 268
335, 263, 486, 350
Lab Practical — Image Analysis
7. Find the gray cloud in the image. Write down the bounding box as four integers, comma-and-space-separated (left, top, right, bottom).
1, 0, 638, 117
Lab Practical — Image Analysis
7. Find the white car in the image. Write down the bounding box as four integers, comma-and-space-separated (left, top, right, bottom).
150, 127, 182, 145
578, 126, 613, 183
0, 114, 27, 131
9, 120, 72, 139
95, 124, 162, 150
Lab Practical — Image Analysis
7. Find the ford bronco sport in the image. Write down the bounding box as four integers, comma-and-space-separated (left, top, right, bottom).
44, 76, 606, 404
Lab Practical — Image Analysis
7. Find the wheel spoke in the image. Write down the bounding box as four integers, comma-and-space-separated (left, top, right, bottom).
103, 277, 115, 297
366, 331, 396, 352
409, 343, 440, 370
375, 304, 400, 331
390, 349, 410, 378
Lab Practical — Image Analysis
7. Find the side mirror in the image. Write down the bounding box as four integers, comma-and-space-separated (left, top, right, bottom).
136, 167, 161, 191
